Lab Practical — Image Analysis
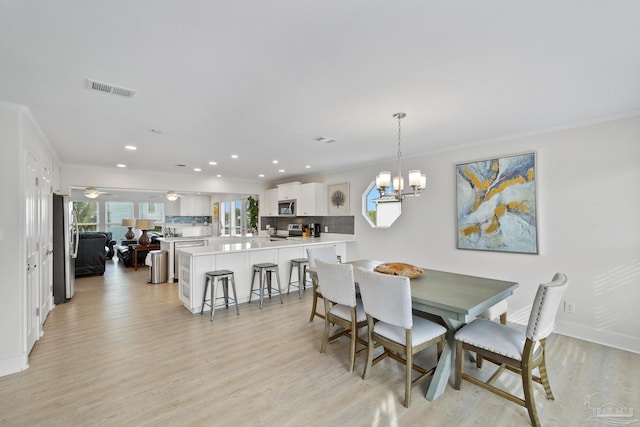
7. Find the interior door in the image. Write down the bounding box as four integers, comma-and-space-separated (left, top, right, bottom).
25, 151, 40, 352
40, 166, 53, 324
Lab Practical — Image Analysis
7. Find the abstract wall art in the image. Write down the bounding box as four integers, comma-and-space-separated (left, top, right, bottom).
456, 152, 538, 254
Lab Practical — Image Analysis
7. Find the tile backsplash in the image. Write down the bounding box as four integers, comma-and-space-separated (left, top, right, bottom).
165, 215, 212, 225
260, 216, 354, 234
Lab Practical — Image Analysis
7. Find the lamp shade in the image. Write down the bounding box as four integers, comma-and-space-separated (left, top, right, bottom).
121, 218, 136, 227
135, 219, 156, 230
376, 171, 391, 189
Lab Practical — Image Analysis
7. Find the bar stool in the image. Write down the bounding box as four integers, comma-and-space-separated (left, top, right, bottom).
287, 258, 310, 299
201, 270, 239, 321
249, 263, 283, 309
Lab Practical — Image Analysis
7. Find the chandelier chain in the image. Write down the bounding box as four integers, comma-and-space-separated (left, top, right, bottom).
396, 113, 403, 183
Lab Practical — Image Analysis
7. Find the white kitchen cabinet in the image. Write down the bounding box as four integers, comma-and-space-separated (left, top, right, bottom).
277, 183, 299, 201
297, 183, 326, 216
262, 188, 278, 216
179, 195, 211, 216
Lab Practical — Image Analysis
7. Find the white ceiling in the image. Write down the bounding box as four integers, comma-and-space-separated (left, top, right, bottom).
1, 1, 639, 183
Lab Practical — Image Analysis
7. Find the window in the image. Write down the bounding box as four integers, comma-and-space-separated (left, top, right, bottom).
139, 202, 164, 229
220, 198, 248, 236
106, 201, 134, 242
361, 181, 402, 228
72, 201, 98, 231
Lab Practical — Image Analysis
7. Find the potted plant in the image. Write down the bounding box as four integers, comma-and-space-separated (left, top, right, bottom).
247, 195, 259, 234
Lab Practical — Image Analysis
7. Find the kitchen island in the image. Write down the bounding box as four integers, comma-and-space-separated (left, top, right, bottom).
159, 235, 269, 282
176, 234, 354, 313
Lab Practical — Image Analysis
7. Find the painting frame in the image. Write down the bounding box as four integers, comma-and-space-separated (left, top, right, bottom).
456, 152, 538, 254
327, 182, 350, 215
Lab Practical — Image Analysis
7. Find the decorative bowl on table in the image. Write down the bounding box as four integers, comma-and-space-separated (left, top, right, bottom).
374, 262, 424, 279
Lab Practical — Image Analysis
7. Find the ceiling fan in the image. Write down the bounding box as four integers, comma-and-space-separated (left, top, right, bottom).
165, 191, 181, 201
83, 187, 111, 199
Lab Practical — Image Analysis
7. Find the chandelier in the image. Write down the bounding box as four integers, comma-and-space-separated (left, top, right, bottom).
375, 113, 426, 202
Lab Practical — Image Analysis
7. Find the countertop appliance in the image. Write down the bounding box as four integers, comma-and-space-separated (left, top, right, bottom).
309, 223, 321, 238
278, 200, 296, 216
53, 194, 79, 304
269, 224, 304, 241
288, 224, 303, 237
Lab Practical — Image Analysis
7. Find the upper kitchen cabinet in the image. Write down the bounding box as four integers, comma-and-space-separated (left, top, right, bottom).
277, 182, 300, 200
298, 182, 326, 216
262, 188, 278, 216
179, 194, 211, 216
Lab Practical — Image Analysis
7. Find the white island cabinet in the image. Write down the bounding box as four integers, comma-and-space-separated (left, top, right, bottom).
177, 235, 352, 313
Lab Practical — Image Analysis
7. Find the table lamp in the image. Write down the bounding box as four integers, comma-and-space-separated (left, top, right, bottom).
121, 218, 136, 240
135, 219, 156, 246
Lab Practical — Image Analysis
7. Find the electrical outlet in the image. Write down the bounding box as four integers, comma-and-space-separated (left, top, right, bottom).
564, 301, 576, 314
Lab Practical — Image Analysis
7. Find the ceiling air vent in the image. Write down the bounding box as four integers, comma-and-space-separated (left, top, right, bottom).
86, 79, 136, 98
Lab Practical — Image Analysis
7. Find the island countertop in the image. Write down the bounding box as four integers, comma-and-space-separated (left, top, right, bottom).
177, 234, 354, 257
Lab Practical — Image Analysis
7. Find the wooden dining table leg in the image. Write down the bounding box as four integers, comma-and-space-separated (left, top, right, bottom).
425, 316, 464, 401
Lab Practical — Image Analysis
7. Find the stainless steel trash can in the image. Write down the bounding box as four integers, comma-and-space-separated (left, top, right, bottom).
149, 250, 168, 284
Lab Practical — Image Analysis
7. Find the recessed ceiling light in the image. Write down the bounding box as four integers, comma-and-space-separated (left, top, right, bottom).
278, 169, 285, 173
313, 136, 336, 143
209, 161, 218, 165
305, 165, 311, 169
216, 174, 222, 178
258, 174, 265, 178
193, 168, 201, 172
125, 145, 137, 150
231, 154, 238, 159
272, 160, 278, 164
117, 164, 126, 168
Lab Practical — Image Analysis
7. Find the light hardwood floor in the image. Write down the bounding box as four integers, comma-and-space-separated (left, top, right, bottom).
1, 260, 638, 426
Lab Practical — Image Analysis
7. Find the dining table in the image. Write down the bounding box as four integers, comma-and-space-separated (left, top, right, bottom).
348, 259, 519, 401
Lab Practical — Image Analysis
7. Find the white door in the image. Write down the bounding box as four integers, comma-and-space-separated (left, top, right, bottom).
25, 152, 40, 352
40, 166, 53, 325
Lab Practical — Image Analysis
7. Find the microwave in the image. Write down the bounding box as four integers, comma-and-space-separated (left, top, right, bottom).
278, 200, 296, 216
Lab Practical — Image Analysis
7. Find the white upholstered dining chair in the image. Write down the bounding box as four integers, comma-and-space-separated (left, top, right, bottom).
356, 267, 447, 408
315, 259, 367, 373
306, 246, 341, 322
454, 273, 568, 427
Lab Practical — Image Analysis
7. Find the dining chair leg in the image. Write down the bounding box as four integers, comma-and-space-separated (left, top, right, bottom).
320, 299, 332, 354
348, 308, 357, 373
404, 346, 413, 408
362, 316, 375, 380
537, 340, 554, 399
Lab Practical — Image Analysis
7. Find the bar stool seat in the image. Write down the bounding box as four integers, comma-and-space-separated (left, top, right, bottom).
249, 263, 283, 309
287, 258, 310, 299
201, 270, 239, 321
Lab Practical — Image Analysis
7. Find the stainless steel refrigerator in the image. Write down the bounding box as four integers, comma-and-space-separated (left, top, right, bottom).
53, 194, 78, 304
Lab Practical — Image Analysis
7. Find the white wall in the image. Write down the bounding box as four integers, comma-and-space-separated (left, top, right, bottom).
307, 116, 640, 354
0, 105, 26, 373
0, 102, 58, 375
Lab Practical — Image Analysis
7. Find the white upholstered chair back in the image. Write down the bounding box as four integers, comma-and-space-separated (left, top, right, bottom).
526, 273, 568, 341
315, 259, 356, 307
357, 267, 413, 330
307, 246, 339, 268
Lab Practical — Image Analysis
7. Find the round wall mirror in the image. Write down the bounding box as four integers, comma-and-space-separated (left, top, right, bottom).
362, 181, 402, 228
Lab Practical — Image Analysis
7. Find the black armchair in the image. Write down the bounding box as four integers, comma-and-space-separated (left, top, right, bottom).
75, 232, 107, 277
